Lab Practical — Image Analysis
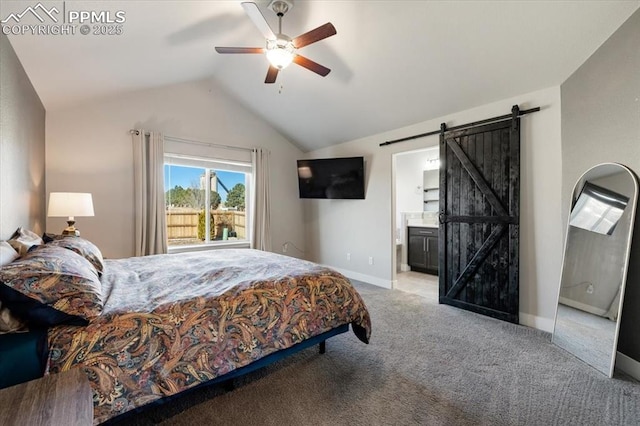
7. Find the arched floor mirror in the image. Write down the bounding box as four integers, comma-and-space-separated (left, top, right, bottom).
552, 163, 638, 377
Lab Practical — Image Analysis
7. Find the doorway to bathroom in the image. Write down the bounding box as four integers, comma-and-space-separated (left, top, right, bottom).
392, 146, 440, 300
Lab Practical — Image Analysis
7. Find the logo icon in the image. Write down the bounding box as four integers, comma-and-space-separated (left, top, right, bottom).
1, 2, 59, 24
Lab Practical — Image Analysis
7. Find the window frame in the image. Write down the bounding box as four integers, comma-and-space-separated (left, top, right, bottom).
164, 154, 252, 252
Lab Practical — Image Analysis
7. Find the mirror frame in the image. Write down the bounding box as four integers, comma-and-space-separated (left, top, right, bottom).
552, 162, 638, 377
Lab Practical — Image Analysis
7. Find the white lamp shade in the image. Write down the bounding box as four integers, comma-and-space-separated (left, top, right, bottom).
47, 192, 94, 218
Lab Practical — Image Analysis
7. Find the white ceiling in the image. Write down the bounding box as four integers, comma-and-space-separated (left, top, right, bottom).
3, 1, 639, 152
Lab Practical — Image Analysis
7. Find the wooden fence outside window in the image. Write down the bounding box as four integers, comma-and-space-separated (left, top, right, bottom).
166, 208, 246, 244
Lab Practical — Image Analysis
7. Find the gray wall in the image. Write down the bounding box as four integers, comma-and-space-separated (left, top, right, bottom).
561, 10, 640, 360
0, 35, 46, 240
303, 86, 564, 332
46, 78, 305, 259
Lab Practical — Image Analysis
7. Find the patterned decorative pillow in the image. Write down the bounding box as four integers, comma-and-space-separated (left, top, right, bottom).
7, 228, 43, 256
0, 245, 102, 326
45, 236, 105, 276
0, 242, 19, 267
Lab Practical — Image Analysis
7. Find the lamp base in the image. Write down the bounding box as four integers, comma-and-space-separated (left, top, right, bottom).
62, 228, 80, 237
62, 220, 80, 237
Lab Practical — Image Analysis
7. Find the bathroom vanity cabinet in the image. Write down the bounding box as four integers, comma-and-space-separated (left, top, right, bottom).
408, 226, 438, 275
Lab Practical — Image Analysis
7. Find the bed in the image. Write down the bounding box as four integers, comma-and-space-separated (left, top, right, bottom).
0, 234, 371, 424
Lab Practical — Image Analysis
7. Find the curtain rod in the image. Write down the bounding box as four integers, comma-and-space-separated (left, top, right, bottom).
379, 106, 540, 147
130, 130, 255, 153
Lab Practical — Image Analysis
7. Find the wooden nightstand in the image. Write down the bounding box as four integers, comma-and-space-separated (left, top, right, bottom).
0, 368, 92, 426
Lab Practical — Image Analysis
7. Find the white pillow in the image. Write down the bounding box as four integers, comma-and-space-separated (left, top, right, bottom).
0, 241, 19, 266
0, 241, 27, 334
7, 227, 43, 256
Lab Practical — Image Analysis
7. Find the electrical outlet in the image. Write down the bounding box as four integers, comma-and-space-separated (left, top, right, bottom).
368, 256, 374, 265
282, 243, 288, 253
346, 253, 351, 261
587, 283, 594, 294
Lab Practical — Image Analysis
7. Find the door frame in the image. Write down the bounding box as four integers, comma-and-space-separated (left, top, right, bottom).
391, 146, 440, 288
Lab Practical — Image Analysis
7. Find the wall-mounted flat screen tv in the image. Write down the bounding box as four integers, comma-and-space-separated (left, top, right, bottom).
297, 157, 365, 199
569, 181, 629, 236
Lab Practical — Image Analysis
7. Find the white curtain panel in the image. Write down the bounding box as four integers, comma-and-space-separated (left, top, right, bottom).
132, 130, 168, 256
251, 148, 272, 251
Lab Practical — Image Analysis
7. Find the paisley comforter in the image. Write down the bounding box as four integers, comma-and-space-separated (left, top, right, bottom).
46, 249, 371, 424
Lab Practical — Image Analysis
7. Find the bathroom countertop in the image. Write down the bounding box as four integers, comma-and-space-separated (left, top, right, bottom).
407, 221, 438, 229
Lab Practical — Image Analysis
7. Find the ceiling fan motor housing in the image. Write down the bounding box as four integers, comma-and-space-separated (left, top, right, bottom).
268, 0, 294, 16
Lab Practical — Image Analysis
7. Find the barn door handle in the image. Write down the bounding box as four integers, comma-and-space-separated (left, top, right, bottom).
438, 212, 446, 224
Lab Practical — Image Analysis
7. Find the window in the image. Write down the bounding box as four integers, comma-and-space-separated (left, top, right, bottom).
164, 154, 252, 248
569, 181, 629, 236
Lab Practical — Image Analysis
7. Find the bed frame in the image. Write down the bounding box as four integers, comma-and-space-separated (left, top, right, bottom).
101, 324, 350, 424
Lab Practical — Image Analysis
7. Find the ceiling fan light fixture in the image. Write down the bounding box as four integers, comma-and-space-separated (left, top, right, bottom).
266, 38, 295, 69
216, 2, 335, 83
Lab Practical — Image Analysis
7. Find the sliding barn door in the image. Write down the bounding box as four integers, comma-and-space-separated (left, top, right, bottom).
438, 115, 520, 323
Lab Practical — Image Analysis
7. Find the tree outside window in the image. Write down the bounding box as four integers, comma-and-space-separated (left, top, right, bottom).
225, 183, 245, 210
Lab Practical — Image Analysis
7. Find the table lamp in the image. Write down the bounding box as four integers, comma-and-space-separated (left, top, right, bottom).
47, 192, 94, 236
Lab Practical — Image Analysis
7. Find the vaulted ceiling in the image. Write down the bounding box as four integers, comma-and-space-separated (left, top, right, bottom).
3, 1, 639, 151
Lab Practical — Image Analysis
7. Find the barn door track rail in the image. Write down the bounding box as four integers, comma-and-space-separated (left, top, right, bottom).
379, 105, 540, 147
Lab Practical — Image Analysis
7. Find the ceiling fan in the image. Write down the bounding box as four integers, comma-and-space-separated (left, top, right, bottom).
215, 0, 336, 84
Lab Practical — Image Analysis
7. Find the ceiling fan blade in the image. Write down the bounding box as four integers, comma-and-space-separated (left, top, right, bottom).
241, 2, 276, 40
265, 65, 279, 84
215, 47, 264, 54
292, 23, 336, 48
293, 55, 331, 77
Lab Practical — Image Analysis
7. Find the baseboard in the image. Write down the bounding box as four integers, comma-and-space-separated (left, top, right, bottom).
328, 266, 393, 289
400, 264, 410, 272
519, 312, 555, 333
558, 296, 607, 317
328, 266, 556, 332
616, 352, 640, 381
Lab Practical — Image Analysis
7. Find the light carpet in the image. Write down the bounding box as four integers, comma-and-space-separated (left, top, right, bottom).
118, 281, 640, 425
